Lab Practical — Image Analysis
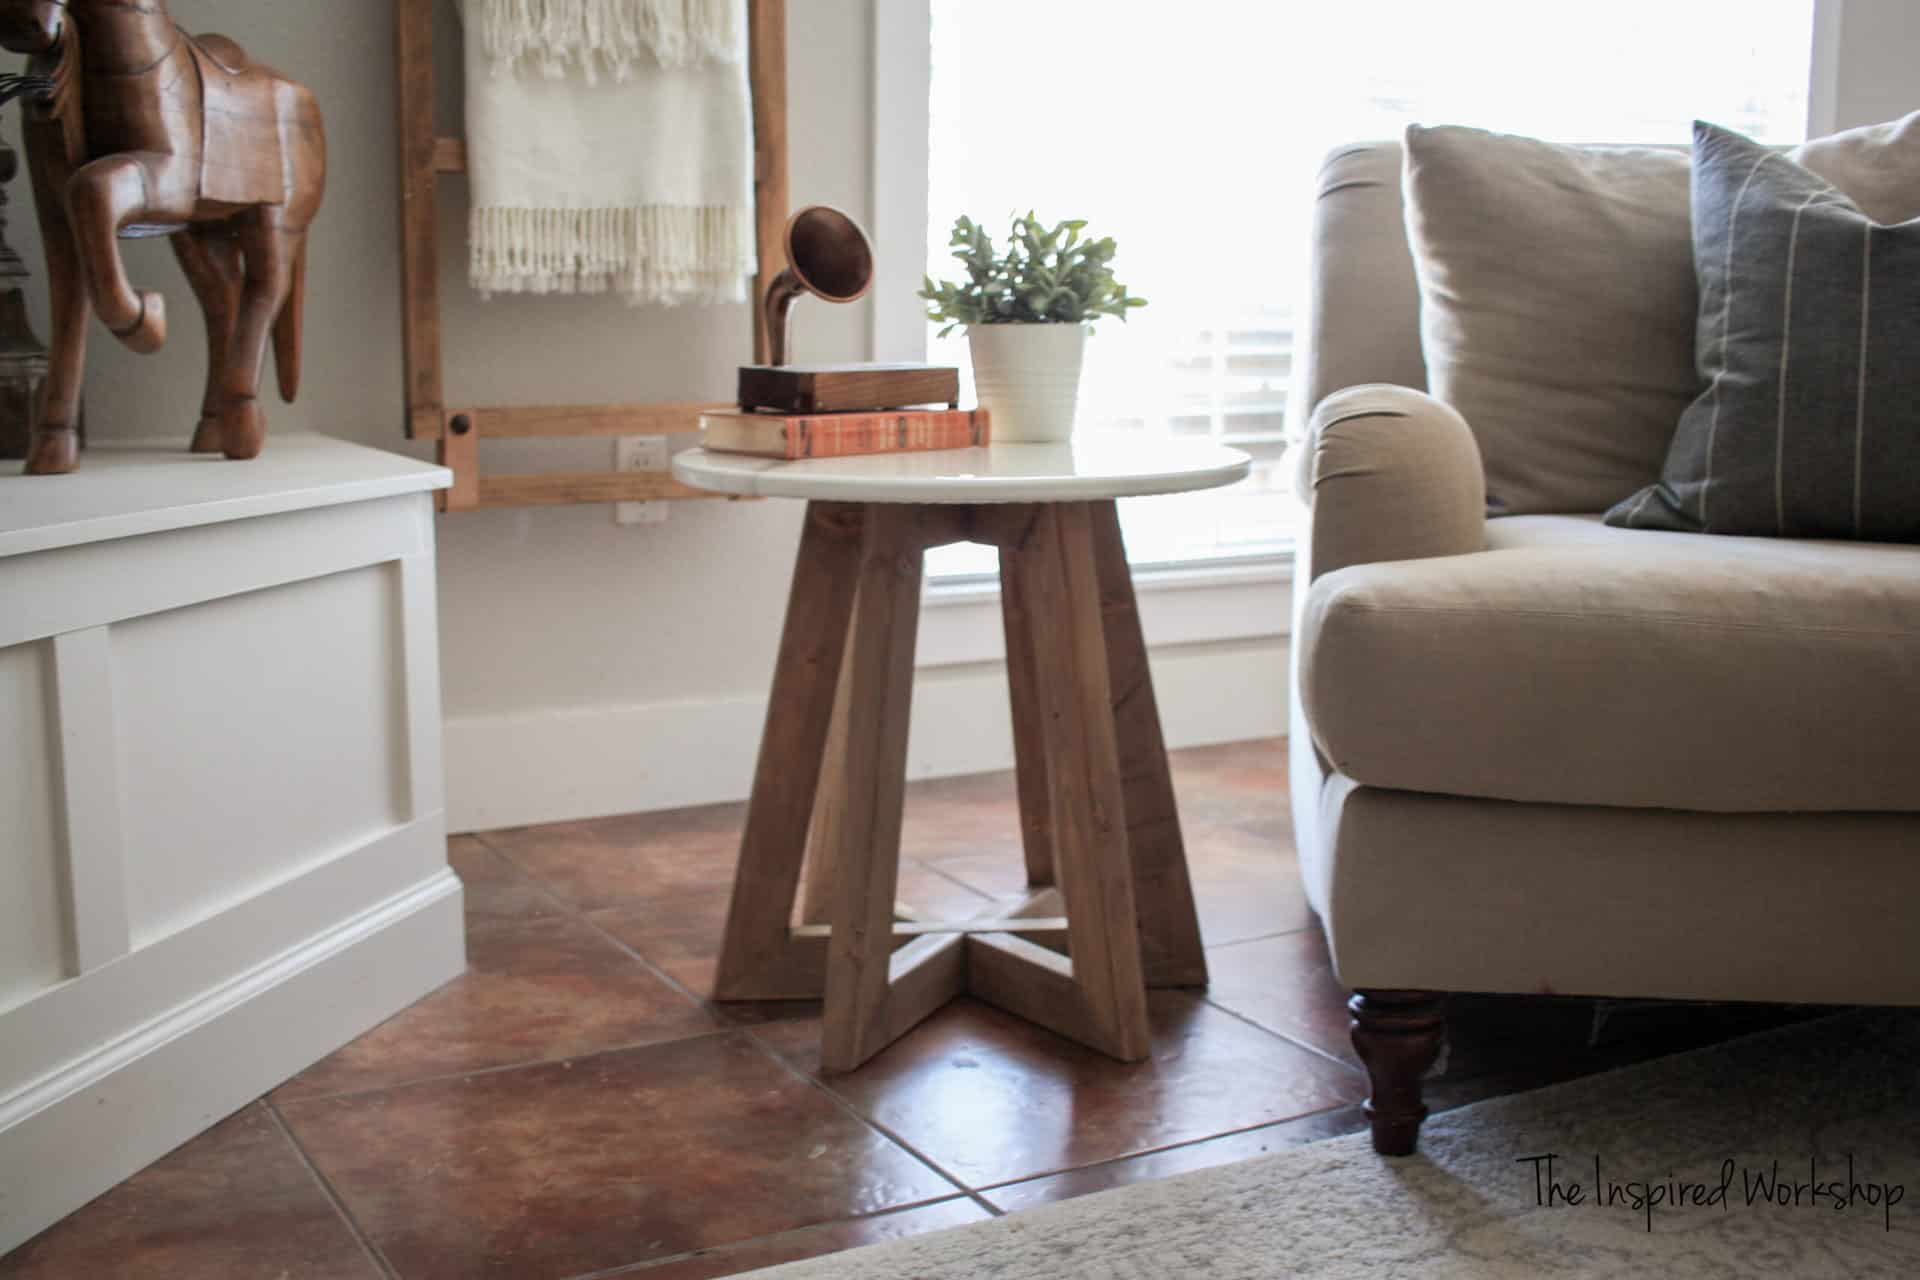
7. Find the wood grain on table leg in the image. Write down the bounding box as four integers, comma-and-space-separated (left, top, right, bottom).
879, 933, 969, 1049
1008, 503, 1151, 1062
800, 611, 856, 926
966, 931, 1112, 1054
713, 501, 864, 1000
998, 511, 1058, 890
1090, 500, 1208, 988
820, 506, 927, 1072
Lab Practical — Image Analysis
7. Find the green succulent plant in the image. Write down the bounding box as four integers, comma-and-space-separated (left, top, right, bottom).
919, 212, 1147, 338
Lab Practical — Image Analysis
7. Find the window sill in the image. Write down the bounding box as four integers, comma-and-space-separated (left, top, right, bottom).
916, 549, 1295, 669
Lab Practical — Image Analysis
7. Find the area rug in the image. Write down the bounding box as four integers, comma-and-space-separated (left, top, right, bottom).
747, 1010, 1920, 1277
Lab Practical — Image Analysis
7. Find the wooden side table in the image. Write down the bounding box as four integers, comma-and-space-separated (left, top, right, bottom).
674, 441, 1252, 1072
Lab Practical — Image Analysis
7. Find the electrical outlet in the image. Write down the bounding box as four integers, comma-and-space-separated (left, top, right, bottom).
614, 436, 670, 526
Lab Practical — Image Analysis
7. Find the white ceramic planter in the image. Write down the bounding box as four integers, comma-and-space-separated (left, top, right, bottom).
968, 323, 1088, 443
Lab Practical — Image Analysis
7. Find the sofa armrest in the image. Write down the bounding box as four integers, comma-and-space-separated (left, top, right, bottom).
1292, 384, 1486, 581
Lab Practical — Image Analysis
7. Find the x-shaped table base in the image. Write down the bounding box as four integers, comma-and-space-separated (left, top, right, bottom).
712, 500, 1209, 1072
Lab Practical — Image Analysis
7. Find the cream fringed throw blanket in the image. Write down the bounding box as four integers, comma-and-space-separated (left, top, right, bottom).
462, 0, 756, 304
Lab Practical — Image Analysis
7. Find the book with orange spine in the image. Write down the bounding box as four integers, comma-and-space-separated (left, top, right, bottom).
700, 408, 990, 459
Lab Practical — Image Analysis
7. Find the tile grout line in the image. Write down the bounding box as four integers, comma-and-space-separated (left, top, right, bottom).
477, 822, 1351, 1123
398, 776, 1304, 1273
564, 902, 1006, 1230
270, 945, 964, 1280
463, 829, 777, 1045
489, 821, 1013, 1224
1193, 991, 1369, 1078
285, 829, 737, 1108
461, 831, 768, 1058
967, 1102, 1371, 1206
736, 1020, 1005, 1220
555, 887, 758, 1029
473, 823, 1341, 1080
261, 1100, 400, 1280
466, 831, 602, 920
555, 897, 1001, 1218
554, 1194, 987, 1280
472, 831, 1347, 1089
273, 1027, 741, 1107
465, 781, 1318, 1221
913, 859, 1005, 906
1203, 924, 1314, 951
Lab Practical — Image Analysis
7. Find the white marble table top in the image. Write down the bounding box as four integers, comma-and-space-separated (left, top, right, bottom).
672, 438, 1251, 504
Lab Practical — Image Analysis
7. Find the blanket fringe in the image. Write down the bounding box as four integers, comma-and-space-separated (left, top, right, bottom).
479, 0, 742, 78
470, 204, 756, 305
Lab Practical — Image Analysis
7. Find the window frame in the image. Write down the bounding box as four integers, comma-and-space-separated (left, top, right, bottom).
876, 0, 1845, 641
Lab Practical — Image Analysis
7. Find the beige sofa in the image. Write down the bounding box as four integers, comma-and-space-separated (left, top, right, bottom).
1288, 142, 1920, 1156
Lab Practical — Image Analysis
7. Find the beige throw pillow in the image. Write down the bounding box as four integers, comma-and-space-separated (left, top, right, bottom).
1795, 110, 1920, 225
1402, 125, 1697, 515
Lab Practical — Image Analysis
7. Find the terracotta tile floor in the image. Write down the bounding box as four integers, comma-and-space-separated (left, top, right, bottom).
2, 739, 1820, 1279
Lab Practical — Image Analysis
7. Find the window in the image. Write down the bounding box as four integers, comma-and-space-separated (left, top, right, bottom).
907, 0, 1818, 582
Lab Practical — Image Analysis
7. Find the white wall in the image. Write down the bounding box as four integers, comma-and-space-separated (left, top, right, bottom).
9, 1, 1913, 830
0, 0, 1282, 830
0, 0, 854, 735
0, 1, 861, 821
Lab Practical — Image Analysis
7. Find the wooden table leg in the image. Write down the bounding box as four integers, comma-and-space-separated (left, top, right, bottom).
999, 512, 1057, 889
1090, 501, 1208, 988
800, 605, 856, 926
821, 505, 930, 1072
713, 501, 863, 1000
996, 502, 1152, 1062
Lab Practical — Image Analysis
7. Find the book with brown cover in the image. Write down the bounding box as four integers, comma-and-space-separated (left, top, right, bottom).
701, 408, 990, 459
737, 364, 961, 414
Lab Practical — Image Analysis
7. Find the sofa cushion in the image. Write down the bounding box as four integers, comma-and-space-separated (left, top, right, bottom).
1300, 515, 1920, 813
1402, 125, 1698, 516
1606, 118, 1920, 540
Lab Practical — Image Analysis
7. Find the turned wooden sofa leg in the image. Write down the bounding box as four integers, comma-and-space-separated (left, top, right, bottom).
1349, 989, 1447, 1157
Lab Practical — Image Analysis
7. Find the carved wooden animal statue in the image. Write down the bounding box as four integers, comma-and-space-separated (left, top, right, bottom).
0, 0, 325, 475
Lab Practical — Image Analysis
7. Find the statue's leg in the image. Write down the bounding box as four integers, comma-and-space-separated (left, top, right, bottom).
171, 224, 243, 453
270, 229, 309, 403
23, 220, 88, 476
270, 81, 326, 407
63, 151, 188, 354
216, 207, 299, 460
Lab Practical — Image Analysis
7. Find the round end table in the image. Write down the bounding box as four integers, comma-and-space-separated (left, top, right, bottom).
675, 438, 1252, 1072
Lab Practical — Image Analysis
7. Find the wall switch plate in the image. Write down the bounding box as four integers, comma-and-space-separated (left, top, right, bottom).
614, 436, 670, 526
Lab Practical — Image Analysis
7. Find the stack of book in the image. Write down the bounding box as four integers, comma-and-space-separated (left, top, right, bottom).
708, 361, 985, 459
700, 406, 990, 459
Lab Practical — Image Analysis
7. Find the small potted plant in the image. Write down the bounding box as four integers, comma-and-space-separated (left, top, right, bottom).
920, 213, 1145, 442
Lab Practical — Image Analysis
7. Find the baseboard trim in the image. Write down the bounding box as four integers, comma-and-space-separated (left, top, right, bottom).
447, 637, 1289, 832
0, 871, 465, 1256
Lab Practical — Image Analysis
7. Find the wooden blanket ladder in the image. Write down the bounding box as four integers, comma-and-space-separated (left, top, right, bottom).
393, 0, 787, 511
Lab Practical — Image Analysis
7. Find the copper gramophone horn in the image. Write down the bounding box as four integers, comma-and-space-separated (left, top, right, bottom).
763, 205, 873, 367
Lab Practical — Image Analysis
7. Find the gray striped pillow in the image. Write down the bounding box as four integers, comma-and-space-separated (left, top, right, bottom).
1605, 121, 1920, 540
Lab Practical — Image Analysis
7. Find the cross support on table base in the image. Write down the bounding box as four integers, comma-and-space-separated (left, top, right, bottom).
712, 498, 1209, 1074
